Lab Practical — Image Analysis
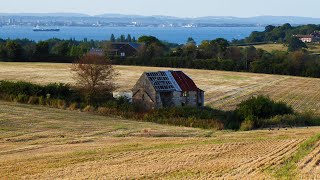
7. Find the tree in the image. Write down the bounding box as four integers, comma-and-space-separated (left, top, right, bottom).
71, 54, 117, 104
6, 41, 23, 60
286, 37, 307, 52
35, 41, 49, 56
52, 41, 70, 56
120, 35, 126, 42
265, 25, 276, 32
186, 37, 196, 46
110, 34, 116, 42
0, 44, 7, 60
126, 34, 132, 42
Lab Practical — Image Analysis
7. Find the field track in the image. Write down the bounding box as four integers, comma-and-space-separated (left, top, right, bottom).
0, 62, 320, 115
0, 101, 319, 179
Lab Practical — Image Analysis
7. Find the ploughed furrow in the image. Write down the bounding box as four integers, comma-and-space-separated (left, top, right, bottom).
21, 139, 306, 179
22, 143, 242, 179
219, 139, 303, 179
298, 140, 320, 179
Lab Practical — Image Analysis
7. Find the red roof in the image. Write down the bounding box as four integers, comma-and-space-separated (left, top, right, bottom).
171, 71, 200, 91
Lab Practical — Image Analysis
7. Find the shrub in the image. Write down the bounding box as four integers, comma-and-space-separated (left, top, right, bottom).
0, 81, 78, 101
28, 96, 39, 105
236, 95, 294, 128
266, 114, 320, 127
15, 94, 29, 103
57, 99, 67, 109
68, 103, 79, 111
97, 107, 117, 115
83, 105, 95, 112
240, 115, 255, 131
38, 96, 45, 105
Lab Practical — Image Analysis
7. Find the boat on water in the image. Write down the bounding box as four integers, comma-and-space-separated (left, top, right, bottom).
33, 26, 60, 32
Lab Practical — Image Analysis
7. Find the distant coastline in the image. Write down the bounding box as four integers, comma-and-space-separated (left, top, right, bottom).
1, 13, 320, 28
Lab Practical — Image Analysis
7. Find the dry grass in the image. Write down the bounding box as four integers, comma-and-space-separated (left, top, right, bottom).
0, 101, 319, 179
246, 43, 320, 54
1, 62, 320, 115
250, 43, 288, 52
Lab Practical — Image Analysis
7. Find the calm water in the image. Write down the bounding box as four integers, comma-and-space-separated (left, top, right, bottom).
0, 26, 264, 44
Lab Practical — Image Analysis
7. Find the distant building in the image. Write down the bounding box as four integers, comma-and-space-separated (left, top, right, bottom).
293, 35, 315, 43
89, 48, 105, 56
109, 42, 143, 57
88, 42, 143, 57
132, 70, 204, 110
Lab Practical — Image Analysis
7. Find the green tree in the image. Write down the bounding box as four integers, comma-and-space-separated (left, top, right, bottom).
0, 44, 7, 60
52, 41, 70, 56
120, 35, 126, 42
126, 34, 132, 42
6, 41, 23, 60
287, 37, 307, 52
35, 41, 49, 56
110, 34, 116, 42
186, 37, 196, 46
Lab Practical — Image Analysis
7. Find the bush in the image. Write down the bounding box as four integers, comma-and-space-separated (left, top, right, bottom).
240, 115, 255, 131
236, 95, 294, 128
28, 96, 39, 104
83, 105, 95, 112
68, 103, 79, 111
0, 81, 77, 101
266, 114, 320, 127
15, 94, 29, 103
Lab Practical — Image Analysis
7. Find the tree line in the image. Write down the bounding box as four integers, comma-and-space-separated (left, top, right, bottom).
233, 23, 320, 44
118, 36, 320, 78
1, 25, 320, 78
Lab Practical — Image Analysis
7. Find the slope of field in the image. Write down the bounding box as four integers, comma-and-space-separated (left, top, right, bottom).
245, 43, 320, 54
0, 101, 319, 179
251, 43, 288, 52
1, 62, 320, 115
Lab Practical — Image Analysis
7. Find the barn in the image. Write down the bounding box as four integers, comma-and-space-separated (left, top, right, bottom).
132, 70, 204, 110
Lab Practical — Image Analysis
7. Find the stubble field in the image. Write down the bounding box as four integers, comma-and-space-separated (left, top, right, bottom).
0, 101, 319, 179
0, 62, 320, 115
1, 62, 320, 179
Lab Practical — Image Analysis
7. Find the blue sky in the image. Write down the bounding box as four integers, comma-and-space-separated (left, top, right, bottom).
1, 0, 320, 18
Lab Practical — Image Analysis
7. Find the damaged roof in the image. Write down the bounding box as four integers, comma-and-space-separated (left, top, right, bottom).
145, 70, 202, 92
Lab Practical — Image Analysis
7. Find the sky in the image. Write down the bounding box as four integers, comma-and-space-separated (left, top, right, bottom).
1, 0, 320, 18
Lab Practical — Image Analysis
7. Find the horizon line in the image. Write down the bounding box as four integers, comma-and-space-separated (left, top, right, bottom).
0, 12, 319, 19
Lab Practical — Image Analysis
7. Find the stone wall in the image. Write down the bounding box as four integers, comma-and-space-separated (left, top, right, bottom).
132, 73, 158, 110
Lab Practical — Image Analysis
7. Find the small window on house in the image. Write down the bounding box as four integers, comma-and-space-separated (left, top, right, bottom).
182, 91, 188, 97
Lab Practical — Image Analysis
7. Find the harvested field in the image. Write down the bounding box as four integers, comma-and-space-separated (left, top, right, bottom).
0, 101, 319, 179
1, 62, 320, 115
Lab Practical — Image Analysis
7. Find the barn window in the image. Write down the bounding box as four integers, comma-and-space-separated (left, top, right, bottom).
182, 91, 188, 97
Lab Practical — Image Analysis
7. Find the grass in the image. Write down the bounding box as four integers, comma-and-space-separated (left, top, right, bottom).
0, 101, 320, 179
250, 43, 288, 52
244, 43, 320, 54
273, 133, 320, 179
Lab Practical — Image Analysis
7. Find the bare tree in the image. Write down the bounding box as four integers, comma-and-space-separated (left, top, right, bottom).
71, 54, 117, 104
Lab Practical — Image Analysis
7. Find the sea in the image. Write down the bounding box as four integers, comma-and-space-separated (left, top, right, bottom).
0, 26, 265, 44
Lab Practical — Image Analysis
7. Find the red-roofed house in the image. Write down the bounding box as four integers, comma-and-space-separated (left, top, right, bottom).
132, 70, 204, 110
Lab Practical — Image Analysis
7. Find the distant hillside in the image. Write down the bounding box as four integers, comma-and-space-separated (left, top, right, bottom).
0, 13, 90, 17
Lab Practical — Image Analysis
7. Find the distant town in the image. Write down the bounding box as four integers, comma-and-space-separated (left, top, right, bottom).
1, 13, 320, 28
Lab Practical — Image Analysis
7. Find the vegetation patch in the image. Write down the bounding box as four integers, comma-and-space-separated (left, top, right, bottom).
272, 133, 320, 179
